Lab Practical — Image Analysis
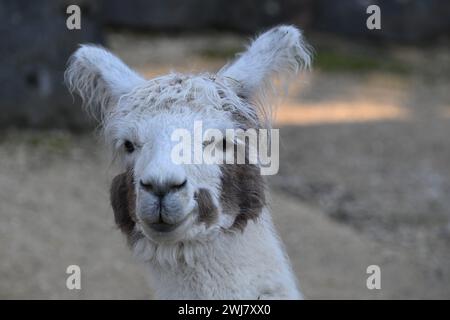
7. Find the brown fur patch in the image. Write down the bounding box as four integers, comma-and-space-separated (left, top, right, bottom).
217, 102, 268, 231
195, 188, 219, 227
110, 172, 141, 245
220, 163, 265, 231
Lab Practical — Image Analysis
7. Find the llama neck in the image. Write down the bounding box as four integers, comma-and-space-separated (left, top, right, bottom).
133, 208, 301, 299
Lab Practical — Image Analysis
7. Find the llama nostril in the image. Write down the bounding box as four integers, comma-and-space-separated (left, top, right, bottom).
172, 179, 187, 190
140, 179, 187, 197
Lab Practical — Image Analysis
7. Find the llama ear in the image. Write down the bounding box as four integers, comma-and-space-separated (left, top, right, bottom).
218, 25, 312, 100
65, 45, 145, 121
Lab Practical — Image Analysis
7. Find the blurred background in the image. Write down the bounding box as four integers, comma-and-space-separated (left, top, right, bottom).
1, 0, 450, 299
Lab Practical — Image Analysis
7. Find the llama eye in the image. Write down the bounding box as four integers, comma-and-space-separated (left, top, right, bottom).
202, 138, 229, 149
124, 140, 135, 153
202, 138, 215, 148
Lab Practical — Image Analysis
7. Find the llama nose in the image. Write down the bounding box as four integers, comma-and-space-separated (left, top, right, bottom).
139, 178, 187, 198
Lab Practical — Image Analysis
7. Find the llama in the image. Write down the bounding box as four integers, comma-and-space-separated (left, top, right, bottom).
65, 25, 311, 299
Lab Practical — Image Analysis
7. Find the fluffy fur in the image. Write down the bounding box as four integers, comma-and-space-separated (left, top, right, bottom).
65, 25, 311, 299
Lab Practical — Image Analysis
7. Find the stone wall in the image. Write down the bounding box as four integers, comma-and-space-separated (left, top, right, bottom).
103, 0, 313, 33
314, 0, 450, 42
0, 0, 103, 130
1, 0, 449, 129
103, 0, 450, 41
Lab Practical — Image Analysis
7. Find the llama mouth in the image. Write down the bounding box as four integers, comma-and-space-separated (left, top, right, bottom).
141, 213, 191, 234
148, 222, 179, 233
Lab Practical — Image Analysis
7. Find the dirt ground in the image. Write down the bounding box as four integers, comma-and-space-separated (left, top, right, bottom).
1, 31, 449, 299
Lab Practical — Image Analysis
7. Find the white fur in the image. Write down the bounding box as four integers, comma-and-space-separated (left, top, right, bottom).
220, 25, 312, 123
65, 44, 145, 121
134, 209, 301, 299
65, 25, 311, 300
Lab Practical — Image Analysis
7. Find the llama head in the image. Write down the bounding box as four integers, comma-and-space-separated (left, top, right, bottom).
65, 26, 311, 244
